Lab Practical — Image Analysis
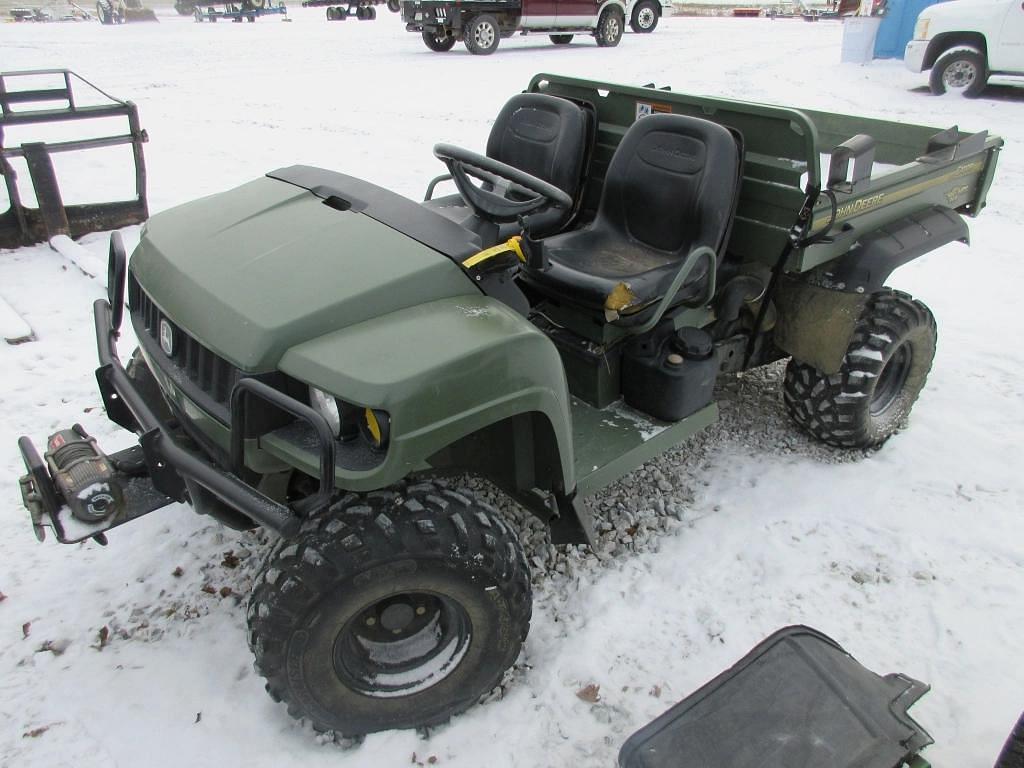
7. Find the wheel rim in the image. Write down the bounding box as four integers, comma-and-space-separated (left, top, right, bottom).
474, 20, 495, 48
871, 343, 912, 417
333, 591, 472, 698
943, 59, 977, 90
605, 15, 620, 38
637, 7, 655, 27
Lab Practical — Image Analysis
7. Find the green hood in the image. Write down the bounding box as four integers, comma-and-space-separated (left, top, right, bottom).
130, 175, 477, 371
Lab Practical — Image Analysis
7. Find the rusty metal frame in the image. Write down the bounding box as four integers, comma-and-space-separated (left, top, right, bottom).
0, 68, 149, 249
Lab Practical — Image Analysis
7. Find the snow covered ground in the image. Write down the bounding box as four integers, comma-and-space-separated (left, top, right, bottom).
1, 11, 1022, 768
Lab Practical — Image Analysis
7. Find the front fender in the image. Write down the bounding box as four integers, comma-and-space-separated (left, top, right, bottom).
274, 295, 575, 492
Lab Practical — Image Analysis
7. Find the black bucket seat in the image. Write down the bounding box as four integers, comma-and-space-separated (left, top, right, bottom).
424, 92, 591, 239
520, 113, 742, 328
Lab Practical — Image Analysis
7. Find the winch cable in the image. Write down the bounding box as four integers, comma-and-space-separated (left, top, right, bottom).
743, 184, 838, 367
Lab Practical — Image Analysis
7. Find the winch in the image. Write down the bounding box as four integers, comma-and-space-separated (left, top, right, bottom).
44, 425, 122, 523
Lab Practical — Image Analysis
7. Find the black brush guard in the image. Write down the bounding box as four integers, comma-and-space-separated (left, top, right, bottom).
17, 234, 339, 544
0, 69, 149, 249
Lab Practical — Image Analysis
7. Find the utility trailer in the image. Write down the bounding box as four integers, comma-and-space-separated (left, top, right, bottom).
0, 69, 148, 249
302, 0, 399, 21
192, 0, 287, 21
175, 0, 274, 13
17, 74, 1001, 738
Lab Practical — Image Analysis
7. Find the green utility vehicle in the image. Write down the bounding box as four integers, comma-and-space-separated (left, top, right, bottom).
17, 74, 1001, 737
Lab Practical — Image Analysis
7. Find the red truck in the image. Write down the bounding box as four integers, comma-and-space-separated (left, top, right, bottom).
401, 0, 668, 54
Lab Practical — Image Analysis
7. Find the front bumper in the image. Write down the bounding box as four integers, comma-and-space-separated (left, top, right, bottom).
16, 236, 338, 544
904, 39, 928, 72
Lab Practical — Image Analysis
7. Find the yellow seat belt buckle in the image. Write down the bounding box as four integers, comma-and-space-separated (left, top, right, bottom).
462, 236, 525, 269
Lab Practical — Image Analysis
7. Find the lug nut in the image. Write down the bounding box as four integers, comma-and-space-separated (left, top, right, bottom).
415, 606, 426, 616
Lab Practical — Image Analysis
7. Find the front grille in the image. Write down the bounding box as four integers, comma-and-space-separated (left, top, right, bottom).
127, 273, 240, 408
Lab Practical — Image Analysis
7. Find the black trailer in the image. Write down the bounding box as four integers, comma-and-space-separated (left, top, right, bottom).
192, 0, 288, 20
302, 0, 399, 21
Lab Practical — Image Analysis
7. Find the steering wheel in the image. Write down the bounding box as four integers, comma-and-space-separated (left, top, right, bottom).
433, 143, 573, 223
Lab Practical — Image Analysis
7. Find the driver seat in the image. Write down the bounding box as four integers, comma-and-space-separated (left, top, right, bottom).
424, 93, 591, 239
519, 113, 742, 326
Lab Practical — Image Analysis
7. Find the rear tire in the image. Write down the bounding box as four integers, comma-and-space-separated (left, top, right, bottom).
550, 33, 573, 44
929, 49, 987, 98
629, 0, 659, 32
387, 0, 399, 10
783, 289, 937, 449
464, 13, 500, 54
422, 28, 456, 50
595, 6, 624, 46
247, 481, 532, 736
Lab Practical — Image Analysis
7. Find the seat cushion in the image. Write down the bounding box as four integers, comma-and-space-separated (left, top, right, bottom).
530, 227, 709, 316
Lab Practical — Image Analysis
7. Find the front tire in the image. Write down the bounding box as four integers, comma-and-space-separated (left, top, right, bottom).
629, 0, 659, 33
783, 289, 937, 449
464, 13, 500, 54
595, 6, 624, 46
248, 481, 532, 736
929, 49, 987, 97
422, 28, 456, 51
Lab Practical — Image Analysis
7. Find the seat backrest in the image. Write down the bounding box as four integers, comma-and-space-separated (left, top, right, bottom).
596, 113, 740, 260
486, 93, 589, 198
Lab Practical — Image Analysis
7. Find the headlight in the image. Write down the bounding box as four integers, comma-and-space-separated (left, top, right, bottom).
914, 17, 929, 39
309, 387, 341, 437
360, 408, 391, 452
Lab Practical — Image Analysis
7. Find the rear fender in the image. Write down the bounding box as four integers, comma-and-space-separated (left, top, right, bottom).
277, 295, 576, 496
819, 206, 968, 294
775, 206, 967, 373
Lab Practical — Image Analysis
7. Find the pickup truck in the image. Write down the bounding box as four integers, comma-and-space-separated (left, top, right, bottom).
401, 0, 671, 54
905, 0, 1024, 96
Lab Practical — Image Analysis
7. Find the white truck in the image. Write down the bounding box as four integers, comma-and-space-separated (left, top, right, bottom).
905, 0, 1024, 96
